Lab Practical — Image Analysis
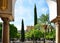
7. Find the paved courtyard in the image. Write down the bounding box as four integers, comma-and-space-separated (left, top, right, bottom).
0, 40, 52, 43
0, 40, 56, 43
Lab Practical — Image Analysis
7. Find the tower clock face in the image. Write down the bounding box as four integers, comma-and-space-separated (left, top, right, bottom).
0, 0, 8, 11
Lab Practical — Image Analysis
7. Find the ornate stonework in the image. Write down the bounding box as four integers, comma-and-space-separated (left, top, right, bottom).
0, 0, 16, 21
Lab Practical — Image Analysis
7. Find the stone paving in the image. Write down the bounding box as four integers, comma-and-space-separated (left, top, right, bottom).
10, 41, 55, 43
0, 40, 55, 43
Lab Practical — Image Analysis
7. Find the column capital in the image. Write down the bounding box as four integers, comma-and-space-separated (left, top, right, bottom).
1, 17, 10, 22
55, 20, 60, 43
55, 21, 60, 24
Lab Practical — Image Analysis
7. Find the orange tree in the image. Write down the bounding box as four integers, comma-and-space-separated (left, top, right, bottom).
25, 29, 43, 40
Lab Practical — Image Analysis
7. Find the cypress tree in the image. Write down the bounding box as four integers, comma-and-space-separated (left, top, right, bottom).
34, 4, 37, 26
21, 19, 25, 42
33, 4, 38, 43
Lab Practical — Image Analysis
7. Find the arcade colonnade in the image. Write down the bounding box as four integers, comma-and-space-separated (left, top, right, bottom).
46, 0, 60, 43
0, 0, 60, 43
0, 0, 16, 43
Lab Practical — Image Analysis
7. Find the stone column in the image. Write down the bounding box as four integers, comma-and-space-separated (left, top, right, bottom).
1, 18, 10, 43
55, 21, 60, 43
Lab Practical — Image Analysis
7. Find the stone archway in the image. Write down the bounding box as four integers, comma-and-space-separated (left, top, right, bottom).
1, 18, 10, 43
46, 0, 60, 43
0, 0, 16, 43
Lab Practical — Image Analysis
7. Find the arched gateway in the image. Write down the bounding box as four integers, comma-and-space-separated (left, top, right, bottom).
0, 0, 16, 43
46, 0, 60, 43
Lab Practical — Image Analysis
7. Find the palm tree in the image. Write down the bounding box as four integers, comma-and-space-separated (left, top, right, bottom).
38, 14, 55, 32
37, 14, 55, 43
38, 14, 49, 24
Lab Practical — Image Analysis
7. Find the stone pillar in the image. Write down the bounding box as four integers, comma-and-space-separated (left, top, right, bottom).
55, 21, 60, 43
1, 18, 10, 43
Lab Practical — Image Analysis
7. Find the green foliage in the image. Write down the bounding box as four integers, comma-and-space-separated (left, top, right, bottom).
33, 29, 43, 38
46, 29, 56, 40
25, 28, 55, 40
34, 4, 37, 26
0, 22, 19, 38
35, 23, 45, 31
38, 14, 49, 24
16, 33, 20, 39
10, 24, 18, 38
36, 14, 55, 40
25, 29, 44, 39
25, 13, 56, 40
21, 19, 25, 42
0, 23, 2, 38
25, 31, 31, 39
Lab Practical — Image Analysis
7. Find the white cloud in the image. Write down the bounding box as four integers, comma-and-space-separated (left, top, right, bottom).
14, 4, 34, 30
13, 0, 48, 30
28, 0, 34, 4
19, 0, 23, 4
38, 0, 45, 5
14, 24, 27, 30
15, 6, 32, 15
41, 8, 48, 14
16, 0, 23, 5
42, 8, 48, 12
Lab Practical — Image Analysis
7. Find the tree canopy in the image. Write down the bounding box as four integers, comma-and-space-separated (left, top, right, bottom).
10, 24, 18, 38
0, 22, 19, 38
21, 19, 25, 42
34, 4, 37, 26
0, 22, 2, 38
25, 14, 56, 40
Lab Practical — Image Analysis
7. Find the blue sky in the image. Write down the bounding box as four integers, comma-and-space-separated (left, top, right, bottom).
0, 0, 49, 30
14, 0, 49, 30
